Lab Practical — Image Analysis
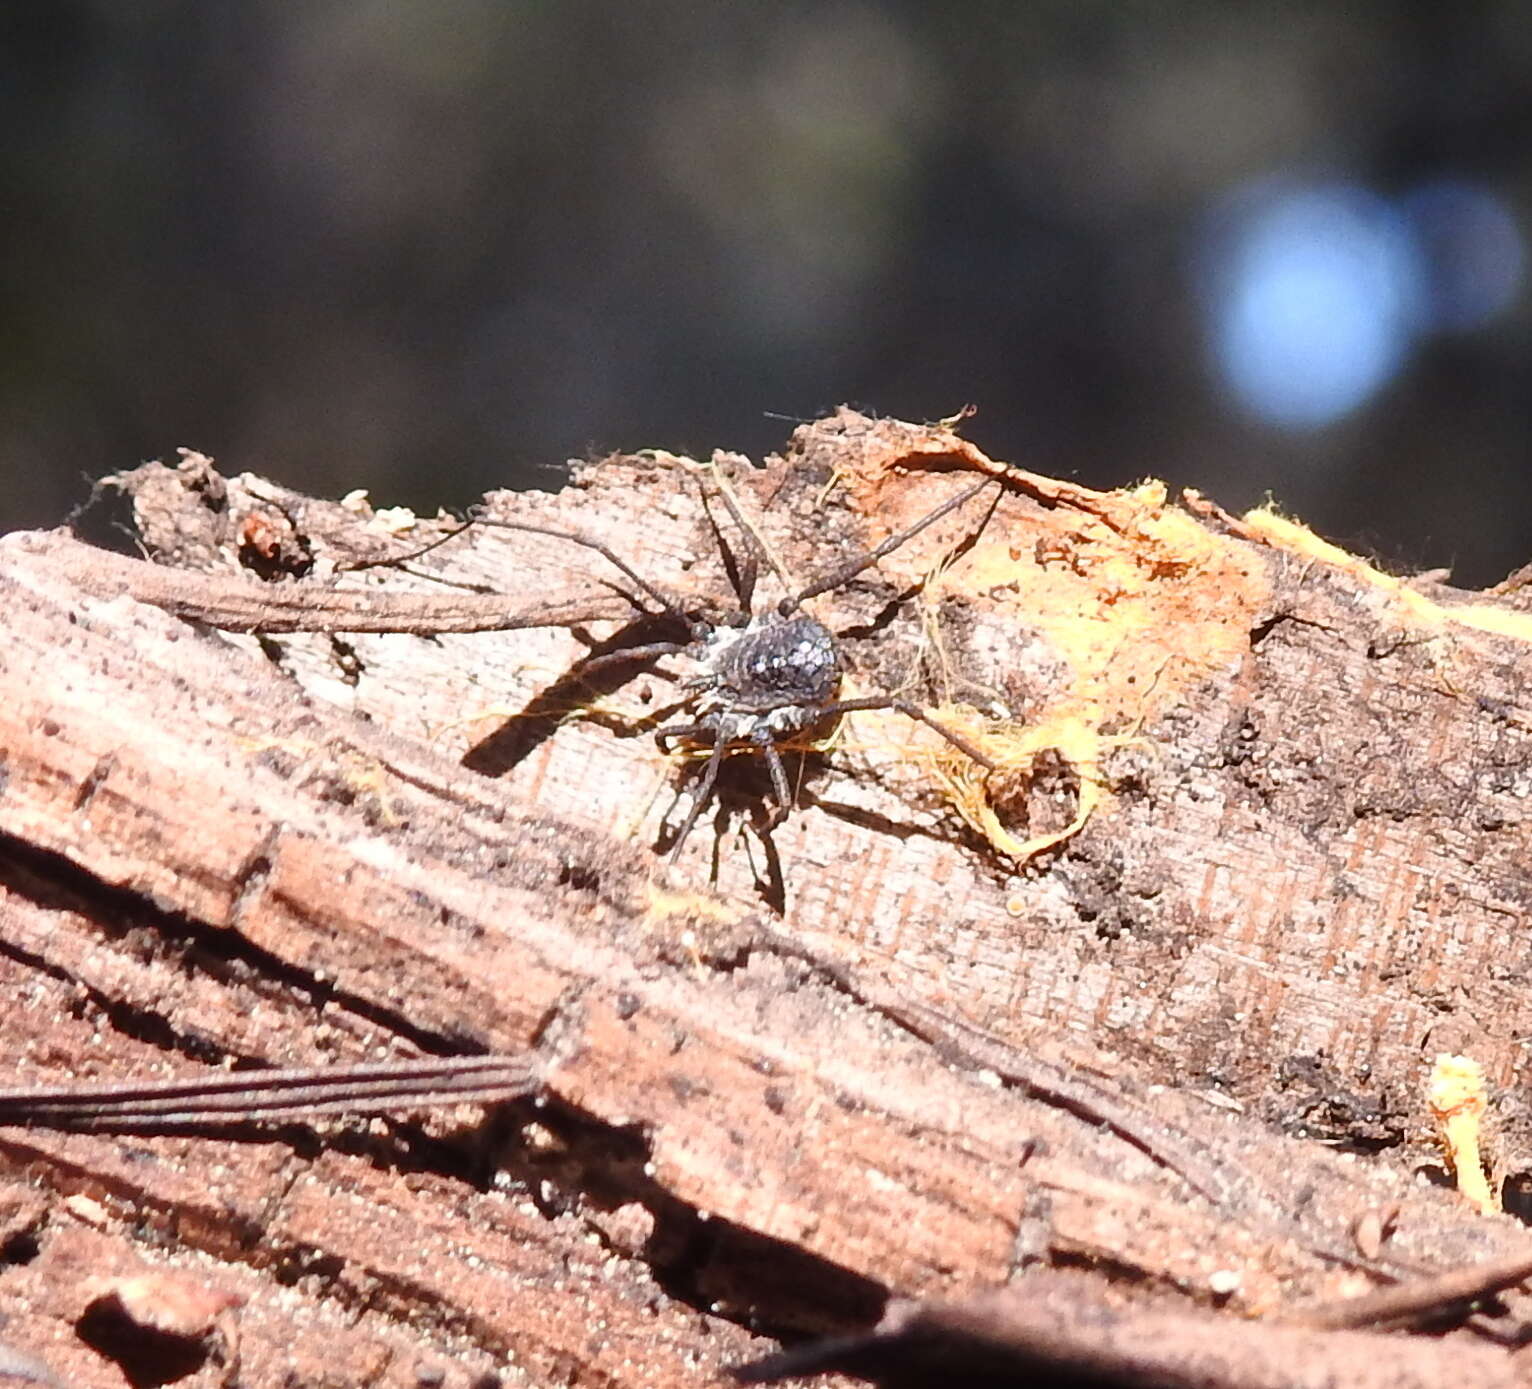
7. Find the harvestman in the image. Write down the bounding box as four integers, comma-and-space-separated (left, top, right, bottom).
410, 470, 1004, 861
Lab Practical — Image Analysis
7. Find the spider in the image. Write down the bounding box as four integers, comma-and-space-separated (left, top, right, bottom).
430, 471, 1003, 862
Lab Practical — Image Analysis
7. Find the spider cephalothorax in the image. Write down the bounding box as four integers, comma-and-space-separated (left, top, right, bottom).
451, 471, 1003, 862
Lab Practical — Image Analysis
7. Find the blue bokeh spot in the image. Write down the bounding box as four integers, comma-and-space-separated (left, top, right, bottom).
1206, 182, 1427, 431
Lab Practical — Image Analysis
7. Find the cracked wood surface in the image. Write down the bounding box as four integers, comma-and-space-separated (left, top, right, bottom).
0, 412, 1530, 1386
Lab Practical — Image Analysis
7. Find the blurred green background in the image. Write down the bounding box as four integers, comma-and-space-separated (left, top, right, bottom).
4, 3, 1529, 584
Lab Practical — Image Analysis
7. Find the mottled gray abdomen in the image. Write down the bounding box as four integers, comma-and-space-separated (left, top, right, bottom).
713, 614, 840, 712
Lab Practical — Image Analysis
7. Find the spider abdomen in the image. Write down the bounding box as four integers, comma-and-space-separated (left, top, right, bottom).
710, 614, 840, 713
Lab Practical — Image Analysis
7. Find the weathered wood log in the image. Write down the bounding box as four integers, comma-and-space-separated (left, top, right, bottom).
0, 410, 1530, 1387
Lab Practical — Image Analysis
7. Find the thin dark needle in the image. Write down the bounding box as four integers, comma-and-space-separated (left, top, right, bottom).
0, 1054, 540, 1131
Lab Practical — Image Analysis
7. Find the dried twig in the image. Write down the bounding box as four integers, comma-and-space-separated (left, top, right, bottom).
7, 532, 632, 635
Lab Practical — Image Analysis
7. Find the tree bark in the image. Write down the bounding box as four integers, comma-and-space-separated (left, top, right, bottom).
1, 411, 1530, 1388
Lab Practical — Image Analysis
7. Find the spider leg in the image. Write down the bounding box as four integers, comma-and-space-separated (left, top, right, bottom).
655, 719, 714, 754
751, 725, 796, 827
781, 476, 999, 614
339, 515, 478, 572
667, 737, 728, 863
571, 640, 689, 682
705, 474, 794, 609
470, 516, 698, 631
734, 548, 760, 615
697, 483, 762, 615
820, 695, 999, 772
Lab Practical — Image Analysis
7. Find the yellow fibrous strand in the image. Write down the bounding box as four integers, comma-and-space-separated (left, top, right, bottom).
925, 708, 1121, 862
845, 451, 1270, 864
1242, 508, 1532, 647
1428, 1053, 1499, 1216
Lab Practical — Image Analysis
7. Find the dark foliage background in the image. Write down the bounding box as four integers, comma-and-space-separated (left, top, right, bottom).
3, 3, 1529, 584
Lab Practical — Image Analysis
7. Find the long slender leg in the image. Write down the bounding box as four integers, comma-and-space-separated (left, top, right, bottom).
339, 516, 479, 572
470, 517, 696, 628
351, 509, 700, 624
729, 543, 759, 616
698, 484, 762, 614
571, 640, 689, 682
655, 720, 715, 754
752, 726, 796, 826
820, 694, 999, 771
667, 738, 728, 863
706, 475, 789, 603
782, 476, 998, 613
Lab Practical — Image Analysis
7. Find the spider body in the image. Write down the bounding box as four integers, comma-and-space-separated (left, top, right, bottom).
439, 472, 1005, 864
693, 613, 840, 726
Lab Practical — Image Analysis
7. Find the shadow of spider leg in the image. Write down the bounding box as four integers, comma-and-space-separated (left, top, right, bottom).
451, 516, 705, 762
